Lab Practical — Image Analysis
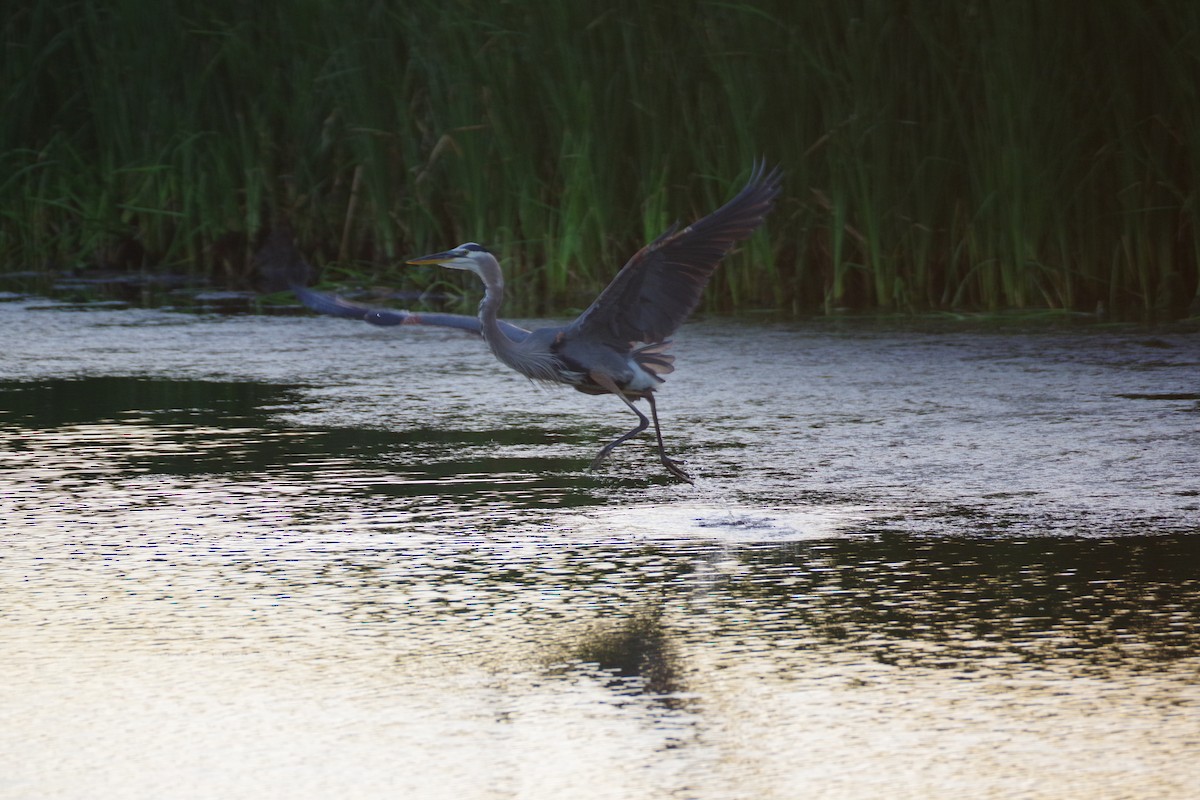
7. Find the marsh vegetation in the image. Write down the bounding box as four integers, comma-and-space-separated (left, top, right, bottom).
4, 1, 1199, 315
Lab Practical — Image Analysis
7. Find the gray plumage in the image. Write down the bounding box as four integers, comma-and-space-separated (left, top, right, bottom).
404, 162, 782, 482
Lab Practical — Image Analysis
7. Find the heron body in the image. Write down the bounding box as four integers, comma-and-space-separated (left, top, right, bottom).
404, 162, 782, 482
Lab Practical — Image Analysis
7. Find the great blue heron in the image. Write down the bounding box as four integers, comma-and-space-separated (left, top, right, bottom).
286, 162, 781, 482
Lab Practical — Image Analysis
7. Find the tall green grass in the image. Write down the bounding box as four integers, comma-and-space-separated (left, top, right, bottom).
3, 0, 1198, 315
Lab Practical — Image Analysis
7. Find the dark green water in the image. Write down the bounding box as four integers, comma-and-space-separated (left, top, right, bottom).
2, 300, 1198, 799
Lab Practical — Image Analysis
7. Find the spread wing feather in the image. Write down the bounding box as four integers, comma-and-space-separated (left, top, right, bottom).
257, 227, 533, 341
567, 161, 782, 346
294, 284, 532, 340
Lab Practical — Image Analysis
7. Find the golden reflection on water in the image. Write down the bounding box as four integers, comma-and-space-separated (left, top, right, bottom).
6, 510, 1199, 800
3, 312, 1200, 799
4, 406, 1198, 800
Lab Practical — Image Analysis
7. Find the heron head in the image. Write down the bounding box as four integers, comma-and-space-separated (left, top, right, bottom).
406, 242, 493, 272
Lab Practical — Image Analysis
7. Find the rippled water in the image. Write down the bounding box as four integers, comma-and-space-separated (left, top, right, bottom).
2, 299, 1198, 799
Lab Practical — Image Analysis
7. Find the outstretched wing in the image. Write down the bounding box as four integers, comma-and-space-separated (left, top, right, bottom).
293, 284, 537, 338
567, 161, 782, 345
256, 228, 531, 342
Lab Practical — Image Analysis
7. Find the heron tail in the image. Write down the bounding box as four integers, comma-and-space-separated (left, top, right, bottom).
634, 341, 676, 380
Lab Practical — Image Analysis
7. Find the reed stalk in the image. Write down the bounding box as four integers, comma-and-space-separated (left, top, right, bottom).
2, 0, 1196, 316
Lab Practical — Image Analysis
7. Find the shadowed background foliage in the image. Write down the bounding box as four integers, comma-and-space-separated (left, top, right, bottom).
3, 0, 1198, 315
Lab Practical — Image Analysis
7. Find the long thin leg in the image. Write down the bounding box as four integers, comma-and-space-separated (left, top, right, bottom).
645, 392, 692, 483
588, 373, 650, 469
587, 373, 692, 483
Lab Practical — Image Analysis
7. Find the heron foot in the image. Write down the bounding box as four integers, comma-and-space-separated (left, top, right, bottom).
589, 448, 615, 471
588, 449, 692, 483
661, 455, 693, 484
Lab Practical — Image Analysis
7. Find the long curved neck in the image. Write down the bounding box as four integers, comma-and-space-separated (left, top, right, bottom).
474, 255, 520, 364
470, 253, 562, 384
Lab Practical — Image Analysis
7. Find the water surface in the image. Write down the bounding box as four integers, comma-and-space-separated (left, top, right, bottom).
2, 300, 1198, 799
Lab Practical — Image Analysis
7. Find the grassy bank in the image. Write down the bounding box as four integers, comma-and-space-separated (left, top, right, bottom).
3, 0, 1198, 316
